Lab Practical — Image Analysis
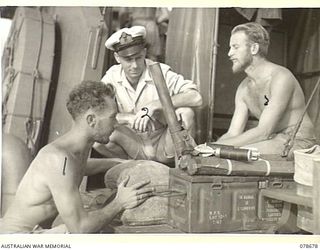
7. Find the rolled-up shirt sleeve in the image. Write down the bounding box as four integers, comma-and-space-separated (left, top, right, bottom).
164, 68, 198, 95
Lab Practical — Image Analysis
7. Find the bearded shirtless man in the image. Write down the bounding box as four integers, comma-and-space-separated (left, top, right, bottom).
0, 81, 153, 233
216, 22, 316, 158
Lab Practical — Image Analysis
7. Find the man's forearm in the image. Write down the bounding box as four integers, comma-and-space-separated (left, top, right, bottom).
148, 90, 202, 111
85, 158, 128, 176
218, 132, 234, 141
116, 113, 135, 125
171, 90, 202, 108
115, 91, 202, 120
75, 199, 123, 233
92, 143, 118, 158
217, 127, 270, 147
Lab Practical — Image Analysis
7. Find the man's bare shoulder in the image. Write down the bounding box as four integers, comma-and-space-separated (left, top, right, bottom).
34, 143, 75, 174
269, 62, 297, 86
36, 143, 68, 160
239, 77, 250, 87
237, 77, 250, 94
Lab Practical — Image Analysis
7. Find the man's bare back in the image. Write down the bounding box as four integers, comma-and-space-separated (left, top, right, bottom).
1, 81, 154, 233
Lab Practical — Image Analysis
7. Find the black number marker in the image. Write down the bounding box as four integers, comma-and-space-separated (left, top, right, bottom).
264, 95, 270, 106
141, 107, 153, 121
63, 157, 67, 175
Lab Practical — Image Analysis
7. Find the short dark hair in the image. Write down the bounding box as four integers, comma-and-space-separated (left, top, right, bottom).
231, 22, 270, 57
66, 81, 115, 120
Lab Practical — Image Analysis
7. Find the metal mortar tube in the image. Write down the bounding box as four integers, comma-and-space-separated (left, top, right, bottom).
148, 62, 191, 157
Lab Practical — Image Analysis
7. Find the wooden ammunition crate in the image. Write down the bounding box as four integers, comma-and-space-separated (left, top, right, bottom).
168, 169, 294, 233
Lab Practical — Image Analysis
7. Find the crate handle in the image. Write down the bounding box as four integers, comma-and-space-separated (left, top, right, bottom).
271, 181, 283, 188
152, 189, 187, 197
211, 183, 223, 190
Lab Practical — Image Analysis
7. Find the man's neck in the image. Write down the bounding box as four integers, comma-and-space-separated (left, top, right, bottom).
245, 57, 268, 82
127, 77, 139, 90
58, 127, 93, 162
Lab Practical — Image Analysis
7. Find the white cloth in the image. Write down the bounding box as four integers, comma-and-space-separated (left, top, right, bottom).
294, 145, 320, 186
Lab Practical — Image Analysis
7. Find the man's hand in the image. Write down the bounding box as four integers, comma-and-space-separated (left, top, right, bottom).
116, 112, 155, 132
114, 176, 154, 210
132, 105, 158, 132
175, 107, 194, 130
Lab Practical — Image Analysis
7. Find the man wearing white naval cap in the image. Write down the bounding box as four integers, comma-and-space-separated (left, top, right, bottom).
94, 26, 202, 164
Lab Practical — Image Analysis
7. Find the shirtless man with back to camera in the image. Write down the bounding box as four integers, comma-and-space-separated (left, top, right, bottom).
0, 81, 153, 233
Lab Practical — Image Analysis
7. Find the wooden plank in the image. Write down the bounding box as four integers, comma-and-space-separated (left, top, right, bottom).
213, 116, 258, 130
261, 188, 313, 207
313, 159, 320, 234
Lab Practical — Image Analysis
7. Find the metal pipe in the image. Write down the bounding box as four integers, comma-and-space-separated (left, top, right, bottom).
181, 155, 295, 176
282, 77, 320, 157
148, 62, 182, 134
215, 147, 260, 161
194, 143, 260, 161
148, 62, 195, 158
206, 8, 219, 142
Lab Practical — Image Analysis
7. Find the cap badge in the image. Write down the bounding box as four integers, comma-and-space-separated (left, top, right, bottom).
119, 32, 133, 45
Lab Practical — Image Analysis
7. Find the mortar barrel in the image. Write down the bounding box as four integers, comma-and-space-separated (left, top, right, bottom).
148, 62, 188, 157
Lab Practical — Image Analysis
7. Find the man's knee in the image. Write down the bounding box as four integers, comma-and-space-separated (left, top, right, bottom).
154, 130, 175, 165
154, 150, 175, 165
154, 154, 174, 165
245, 137, 286, 155
176, 107, 195, 130
102, 126, 141, 159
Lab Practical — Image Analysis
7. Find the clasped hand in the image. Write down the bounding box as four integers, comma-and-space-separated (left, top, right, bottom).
131, 105, 157, 133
